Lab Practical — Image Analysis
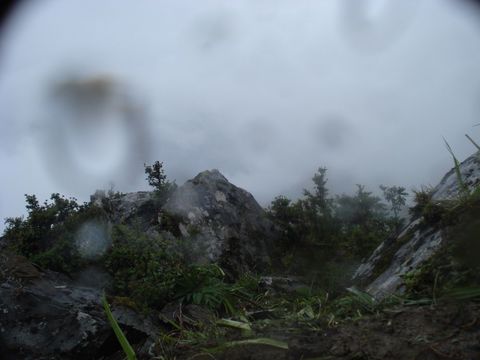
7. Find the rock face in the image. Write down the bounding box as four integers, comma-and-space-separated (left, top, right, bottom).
354, 152, 480, 298
163, 169, 275, 275
91, 190, 155, 225
0, 252, 158, 359
93, 169, 276, 276
431, 153, 480, 200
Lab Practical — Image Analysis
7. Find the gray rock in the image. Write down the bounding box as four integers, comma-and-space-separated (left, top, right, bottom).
354, 219, 444, 298
259, 276, 309, 295
0, 253, 158, 359
90, 190, 107, 207
90, 169, 276, 276
431, 152, 480, 200
163, 169, 276, 275
105, 191, 156, 224
354, 151, 480, 298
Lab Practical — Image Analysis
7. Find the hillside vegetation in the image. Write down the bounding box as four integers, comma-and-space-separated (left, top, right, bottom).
1, 156, 480, 359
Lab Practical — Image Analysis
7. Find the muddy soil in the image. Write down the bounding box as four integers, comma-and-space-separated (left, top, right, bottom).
178, 302, 480, 360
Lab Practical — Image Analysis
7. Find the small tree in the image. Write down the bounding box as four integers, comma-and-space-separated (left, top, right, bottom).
336, 185, 386, 226
144, 161, 175, 200
268, 195, 304, 251
334, 185, 389, 258
144, 161, 167, 190
380, 185, 408, 219
303, 167, 332, 217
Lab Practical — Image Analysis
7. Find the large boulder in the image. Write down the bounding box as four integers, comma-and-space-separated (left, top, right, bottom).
162, 169, 275, 275
0, 252, 158, 359
354, 152, 480, 298
92, 169, 277, 276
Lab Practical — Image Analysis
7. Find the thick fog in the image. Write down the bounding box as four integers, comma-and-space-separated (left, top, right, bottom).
1, 0, 480, 229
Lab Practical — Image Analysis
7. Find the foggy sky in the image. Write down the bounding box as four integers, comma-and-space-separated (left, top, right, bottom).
1, 0, 480, 230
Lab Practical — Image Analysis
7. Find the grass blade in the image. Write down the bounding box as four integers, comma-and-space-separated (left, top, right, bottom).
102, 293, 137, 360
206, 338, 289, 353
443, 287, 480, 300
216, 318, 252, 331
346, 287, 376, 307
217, 318, 253, 336
465, 134, 480, 151
443, 137, 468, 195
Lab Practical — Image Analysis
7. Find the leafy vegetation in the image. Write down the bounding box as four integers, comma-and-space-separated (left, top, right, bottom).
267, 167, 407, 292
103, 224, 184, 310
409, 186, 434, 218
3, 193, 107, 273
102, 224, 263, 314
3, 152, 480, 359
132, 139, 480, 360
173, 264, 254, 315
144, 160, 176, 201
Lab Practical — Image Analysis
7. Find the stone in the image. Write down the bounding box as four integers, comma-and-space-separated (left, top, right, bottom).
431, 152, 480, 200
105, 190, 156, 224
259, 276, 309, 295
90, 190, 106, 207
0, 254, 158, 359
353, 151, 480, 298
90, 169, 277, 276
163, 169, 276, 275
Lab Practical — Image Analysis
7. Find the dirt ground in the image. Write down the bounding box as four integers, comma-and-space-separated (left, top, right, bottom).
177, 302, 480, 360
289, 302, 480, 360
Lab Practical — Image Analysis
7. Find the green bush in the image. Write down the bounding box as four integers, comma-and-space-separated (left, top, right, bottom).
104, 227, 256, 314
3, 193, 108, 273
409, 187, 433, 218
267, 168, 395, 273
103, 224, 183, 309
174, 264, 254, 315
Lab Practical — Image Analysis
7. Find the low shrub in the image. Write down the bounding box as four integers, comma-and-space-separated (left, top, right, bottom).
174, 264, 256, 315
103, 224, 183, 309
3, 193, 108, 273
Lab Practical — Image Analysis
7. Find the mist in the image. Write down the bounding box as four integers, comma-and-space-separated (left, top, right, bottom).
1, 0, 480, 230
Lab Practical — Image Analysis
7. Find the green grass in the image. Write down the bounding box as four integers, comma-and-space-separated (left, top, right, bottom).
102, 293, 137, 360
443, 137, 468, 196
205, 338, 289, 353
216, 318, 253, 336
444, 287, 480, 301
465, 134, 480, 151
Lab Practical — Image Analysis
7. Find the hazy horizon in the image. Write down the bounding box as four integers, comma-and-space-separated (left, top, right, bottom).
1, 0, 480, 230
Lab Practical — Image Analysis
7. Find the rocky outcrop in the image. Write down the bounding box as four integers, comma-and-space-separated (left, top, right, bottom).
91, 190, 155, 225
163, 169, 275, 275
0, 252, 158, 359
354, 152, 480, 298
93, 169, 276, 276
431, 153, 480, 200
0, 168, 277, 358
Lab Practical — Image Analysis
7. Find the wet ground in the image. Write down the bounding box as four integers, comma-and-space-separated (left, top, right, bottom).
175, 302, 480, 360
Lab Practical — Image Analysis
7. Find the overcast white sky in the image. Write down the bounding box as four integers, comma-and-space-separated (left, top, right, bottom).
1, 0, 480, 230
